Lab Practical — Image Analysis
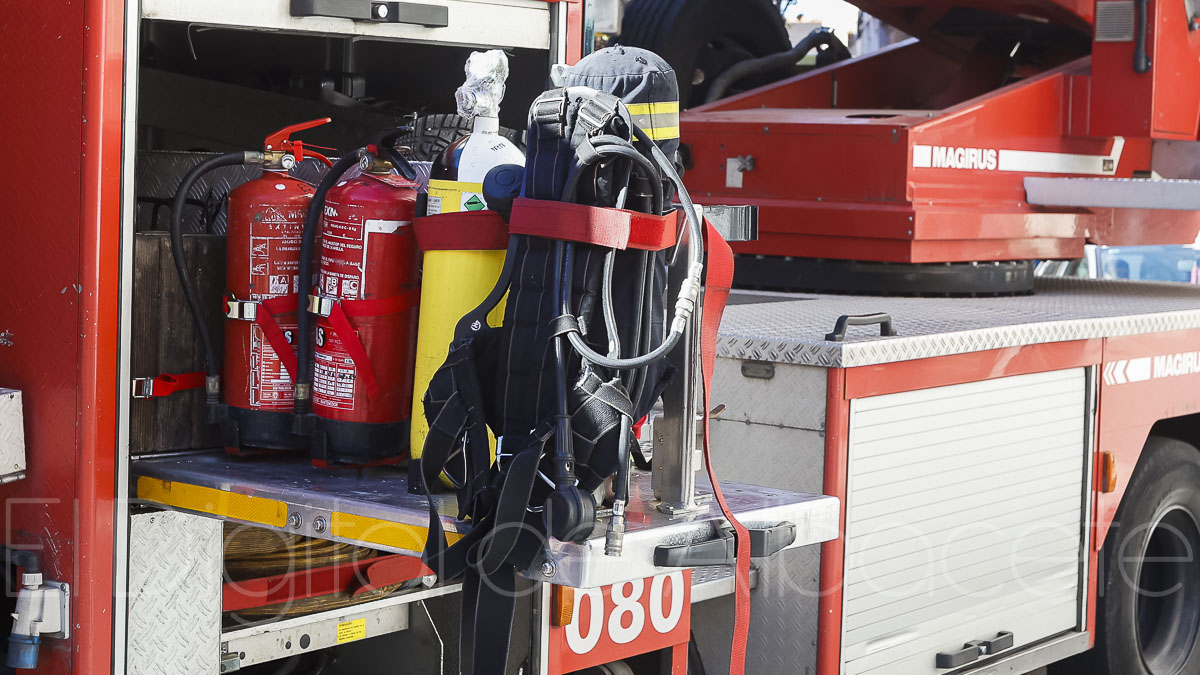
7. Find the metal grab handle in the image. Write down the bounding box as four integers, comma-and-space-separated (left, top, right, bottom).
290, 0, 449, 27
1134, 0, 1152, 73
825, 313, 897, 342
935, 631, 1015, 669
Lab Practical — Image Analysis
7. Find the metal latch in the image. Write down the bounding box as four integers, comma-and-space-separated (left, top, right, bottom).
680, 204, 759, 243
290, 0, 449, 27
935, 631, 1015, 669
219, 642, 242, 673
307, 294, 335, 317
225, 298, 258, 321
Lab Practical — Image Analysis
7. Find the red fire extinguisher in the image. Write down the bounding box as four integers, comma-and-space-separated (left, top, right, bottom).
219, 119, 333, 453
297, 146, 421, 467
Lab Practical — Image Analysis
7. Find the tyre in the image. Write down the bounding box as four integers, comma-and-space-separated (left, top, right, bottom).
393, 113, 525, 162
618, 0, 792, 108
1057, 436, 1200, 675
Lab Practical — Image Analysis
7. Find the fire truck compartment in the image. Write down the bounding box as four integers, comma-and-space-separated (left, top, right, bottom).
690, 276, 1200, 674
130, 453, 839, 589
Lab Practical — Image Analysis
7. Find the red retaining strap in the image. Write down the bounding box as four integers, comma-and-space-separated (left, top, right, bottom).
320, 289, 421, 403
698, 219, 751, 675
257, 294, 301, 381
508, 197, 679, 251
414, 211, 509, 251
131, 371, 206, 398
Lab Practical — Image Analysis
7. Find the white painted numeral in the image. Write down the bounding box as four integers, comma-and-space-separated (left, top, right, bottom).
566, 587, 604, 654
649, 571, 685, 634
608, 579, 646, 644
565, 573, 685, 654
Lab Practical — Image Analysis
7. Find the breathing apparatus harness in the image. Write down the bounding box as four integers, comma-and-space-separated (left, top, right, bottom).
417, 84, 710, 674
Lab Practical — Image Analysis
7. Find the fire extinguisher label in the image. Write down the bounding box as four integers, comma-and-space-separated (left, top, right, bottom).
249, 204, 306, 302
313, 325, 357, 411
249, 324, 295, 409
320, 203, 408, 298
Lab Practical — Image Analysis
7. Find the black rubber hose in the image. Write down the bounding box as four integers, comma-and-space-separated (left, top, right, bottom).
552, 240, 576, 489
377, 145, 418, 181
614, 422, 632, 505
705, 27, 851, 104
170, 151, 258, 392
294, 152, 362, 415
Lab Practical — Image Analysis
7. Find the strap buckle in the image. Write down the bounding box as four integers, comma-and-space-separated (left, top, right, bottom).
225, 298, 258, 321
131, 377, 154, 399
307, 294, 335, 317
576, 97, 615, 137
532, 93, 567, 127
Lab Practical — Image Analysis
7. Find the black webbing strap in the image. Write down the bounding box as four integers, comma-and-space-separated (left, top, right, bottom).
419, 337, 495, 568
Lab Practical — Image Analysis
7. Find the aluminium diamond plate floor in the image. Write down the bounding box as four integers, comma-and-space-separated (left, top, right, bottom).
719, 278, 1200, 367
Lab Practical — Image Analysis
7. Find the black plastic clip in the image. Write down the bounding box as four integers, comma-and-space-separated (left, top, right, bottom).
653, 522, 796, 567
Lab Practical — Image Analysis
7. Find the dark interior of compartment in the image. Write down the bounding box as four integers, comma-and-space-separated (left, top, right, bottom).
130, 22, 550, 454
138, 21, 547, 152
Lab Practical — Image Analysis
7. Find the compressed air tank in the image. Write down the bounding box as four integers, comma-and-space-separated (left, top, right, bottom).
411, 50, 523, 466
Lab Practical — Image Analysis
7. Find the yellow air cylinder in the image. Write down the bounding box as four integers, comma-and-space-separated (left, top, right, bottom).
410, 212, 509, 485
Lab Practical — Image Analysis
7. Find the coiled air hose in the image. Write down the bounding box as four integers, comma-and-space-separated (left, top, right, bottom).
559, 124, 705, 371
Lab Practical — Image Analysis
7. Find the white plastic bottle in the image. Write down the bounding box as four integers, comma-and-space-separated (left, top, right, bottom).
426, 50, 525, 215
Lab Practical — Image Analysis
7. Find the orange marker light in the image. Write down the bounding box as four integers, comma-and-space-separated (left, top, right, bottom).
1100, 451, 1118, 493
551, 585, 575, 627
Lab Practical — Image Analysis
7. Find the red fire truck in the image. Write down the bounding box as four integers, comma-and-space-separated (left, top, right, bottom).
3, 0, 1200, 674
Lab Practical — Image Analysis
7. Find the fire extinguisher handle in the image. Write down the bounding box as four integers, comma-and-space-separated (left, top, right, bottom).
264, 117, 333, 152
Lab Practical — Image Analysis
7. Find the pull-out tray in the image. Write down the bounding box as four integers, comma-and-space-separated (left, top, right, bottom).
131, 452, 839, 588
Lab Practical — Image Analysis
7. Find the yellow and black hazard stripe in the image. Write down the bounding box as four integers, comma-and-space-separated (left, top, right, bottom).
627, 100, 679, 142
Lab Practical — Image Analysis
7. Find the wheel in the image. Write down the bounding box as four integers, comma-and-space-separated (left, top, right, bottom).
392, 113, 525, 162
1057, 436, 1200, 675
618, 0, 792, 108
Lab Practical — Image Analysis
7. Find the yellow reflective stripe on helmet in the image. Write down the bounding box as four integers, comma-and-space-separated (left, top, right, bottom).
643, 125, 680, 141
627, 100, 680, 141
626, 101, 680, 116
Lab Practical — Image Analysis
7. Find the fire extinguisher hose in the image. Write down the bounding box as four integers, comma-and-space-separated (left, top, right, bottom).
294, 151, 363, 415
169, 151, 263, 401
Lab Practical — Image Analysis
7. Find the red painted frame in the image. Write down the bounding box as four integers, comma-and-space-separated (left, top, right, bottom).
0, 0, 124, 673
815, 335, 1200, 672
818, 341, 1103, 674
679, 2, 1200, 265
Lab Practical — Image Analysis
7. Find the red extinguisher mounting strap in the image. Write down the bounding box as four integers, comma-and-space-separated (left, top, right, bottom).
131, 371, 207, 399
255, 294, 301, 381
319, 289, 420, 403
